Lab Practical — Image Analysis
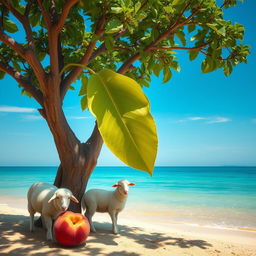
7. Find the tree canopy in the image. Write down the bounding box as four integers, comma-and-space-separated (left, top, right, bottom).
0, 0, 250, 175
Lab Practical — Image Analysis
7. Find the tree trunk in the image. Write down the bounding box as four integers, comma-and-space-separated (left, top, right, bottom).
53, 125, 103, 212
41, 79, 103, 213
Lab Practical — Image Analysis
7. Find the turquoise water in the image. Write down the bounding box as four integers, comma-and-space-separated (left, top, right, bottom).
0, 166, 256, 229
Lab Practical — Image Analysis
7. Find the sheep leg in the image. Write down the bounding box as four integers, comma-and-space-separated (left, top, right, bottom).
85, 211, 96, 233
109, 211, 118, 234
44, 215, 53, 241
28, 204, 35, 232
29, 213, 35, 232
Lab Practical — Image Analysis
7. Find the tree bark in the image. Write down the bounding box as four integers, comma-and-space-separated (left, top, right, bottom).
42, 78, 103, 213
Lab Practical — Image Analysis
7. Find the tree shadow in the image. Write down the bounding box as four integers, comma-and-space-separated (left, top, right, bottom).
0, 214, 212, 256
0, 214, 70, 256
91, 221, 212, 250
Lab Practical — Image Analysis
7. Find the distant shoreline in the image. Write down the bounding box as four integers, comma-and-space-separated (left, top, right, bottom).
1, 165, 256, 167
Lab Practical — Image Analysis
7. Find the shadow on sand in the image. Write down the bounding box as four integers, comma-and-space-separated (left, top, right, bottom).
0, 214, 212, 255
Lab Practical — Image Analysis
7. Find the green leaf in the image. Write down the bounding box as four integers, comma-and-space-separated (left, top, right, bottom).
153, 63, 162, 77
21, 89, 32, 98
0, 71, 6, 80
172, 0, 185, 6
4, 19, 18, 33
29, 12, 41, 27
121, 0, 131, 7
105, 19, 123, 34
69, 85, 75, 90
201, 57, 217, 73
201, 59, 210, 73
175, 30, 186, 46
38, 52, 46, 62
13, 61, 21, 71
134, 2, 141, 13
163, 67, 172, 83
140, 79, 150, 88
136, 11, 147, 20
87, 69, 158, 174
105, 37, 114, 50
79, 76, 88, 96
207, 23, 226, 36
223, 61, 233, 76
211, 39, 219, 50
111, 7, 123, 14
171, 61, 181, 72
188, 24, 195, 33
81, 95, 88, 111
189, 51, 199, 61
217, 27, 226, 37
164, 6, 174, 13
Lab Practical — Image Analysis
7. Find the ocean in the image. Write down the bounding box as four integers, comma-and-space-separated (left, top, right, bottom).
0, 166, 256, 230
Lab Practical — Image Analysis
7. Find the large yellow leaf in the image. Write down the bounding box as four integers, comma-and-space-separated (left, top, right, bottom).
87, 69, 158, 175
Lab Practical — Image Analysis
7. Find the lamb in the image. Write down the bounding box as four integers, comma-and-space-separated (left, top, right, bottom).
27, 182, 79, 241
81, 179, 135, 234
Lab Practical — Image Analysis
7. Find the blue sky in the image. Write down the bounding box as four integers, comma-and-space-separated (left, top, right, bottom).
0, 1, 255, 166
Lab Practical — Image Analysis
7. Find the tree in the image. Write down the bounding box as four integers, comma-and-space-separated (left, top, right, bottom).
0, 0, 249, 211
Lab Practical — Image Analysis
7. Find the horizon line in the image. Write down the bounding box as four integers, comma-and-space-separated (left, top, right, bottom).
0, 165, 256, 168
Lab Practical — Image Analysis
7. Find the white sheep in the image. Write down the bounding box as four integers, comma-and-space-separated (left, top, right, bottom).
81, 179, 135, 234
27, 182, 79, 241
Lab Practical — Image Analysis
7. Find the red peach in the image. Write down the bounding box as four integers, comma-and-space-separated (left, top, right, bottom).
53, 211, 90, 247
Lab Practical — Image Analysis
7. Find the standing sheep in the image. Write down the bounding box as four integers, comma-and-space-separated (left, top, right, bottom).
27, 182, 79, 241
81, 179, 135, 234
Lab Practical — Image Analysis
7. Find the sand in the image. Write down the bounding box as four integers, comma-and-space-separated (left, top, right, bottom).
0, 203, 256, 256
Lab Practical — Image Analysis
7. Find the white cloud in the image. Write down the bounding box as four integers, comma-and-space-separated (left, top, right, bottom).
68, 116, 92, 120
0, 106, 37, 113
23, 114, 43, 120
187, 117, 206, 121
176, 116, 206, 123
175, 116, 231, 124
207, 117, 231, 124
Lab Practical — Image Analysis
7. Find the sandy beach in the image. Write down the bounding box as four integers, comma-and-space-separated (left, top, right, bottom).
0, 201, 256, 256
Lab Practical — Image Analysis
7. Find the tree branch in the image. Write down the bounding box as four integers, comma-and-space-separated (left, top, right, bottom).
0, 2, 47, 91
89, 28, 128, 62
37, 0, 51, 28
0, 61, 44, 106
117, 4, 201, 74
24, 2, 32, 17
0, 31, 26, 57
0, 7, 4, 29
220, 0, 231, 9
0, 31, 46, 91
60, 15, 106, 101
44, 1, 80, 83
150, 41, 212, 52
199, 49, 238, 61
55, 0, 80, 33
58, 35, 64, 78
40, 1, 60, 82
1, 0, 34, 48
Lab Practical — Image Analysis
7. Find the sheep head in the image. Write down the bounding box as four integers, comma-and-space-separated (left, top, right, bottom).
48, 188, 79, 212
112, 180, 135, 196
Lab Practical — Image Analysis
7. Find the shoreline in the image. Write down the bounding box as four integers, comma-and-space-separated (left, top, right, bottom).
0, 204, 256, 256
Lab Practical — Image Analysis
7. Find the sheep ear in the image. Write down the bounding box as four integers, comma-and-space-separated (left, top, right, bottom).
112, 184, 119, 187
70, 195, 79, 203
48, 193, 57, 203
129, 183, 136, 186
